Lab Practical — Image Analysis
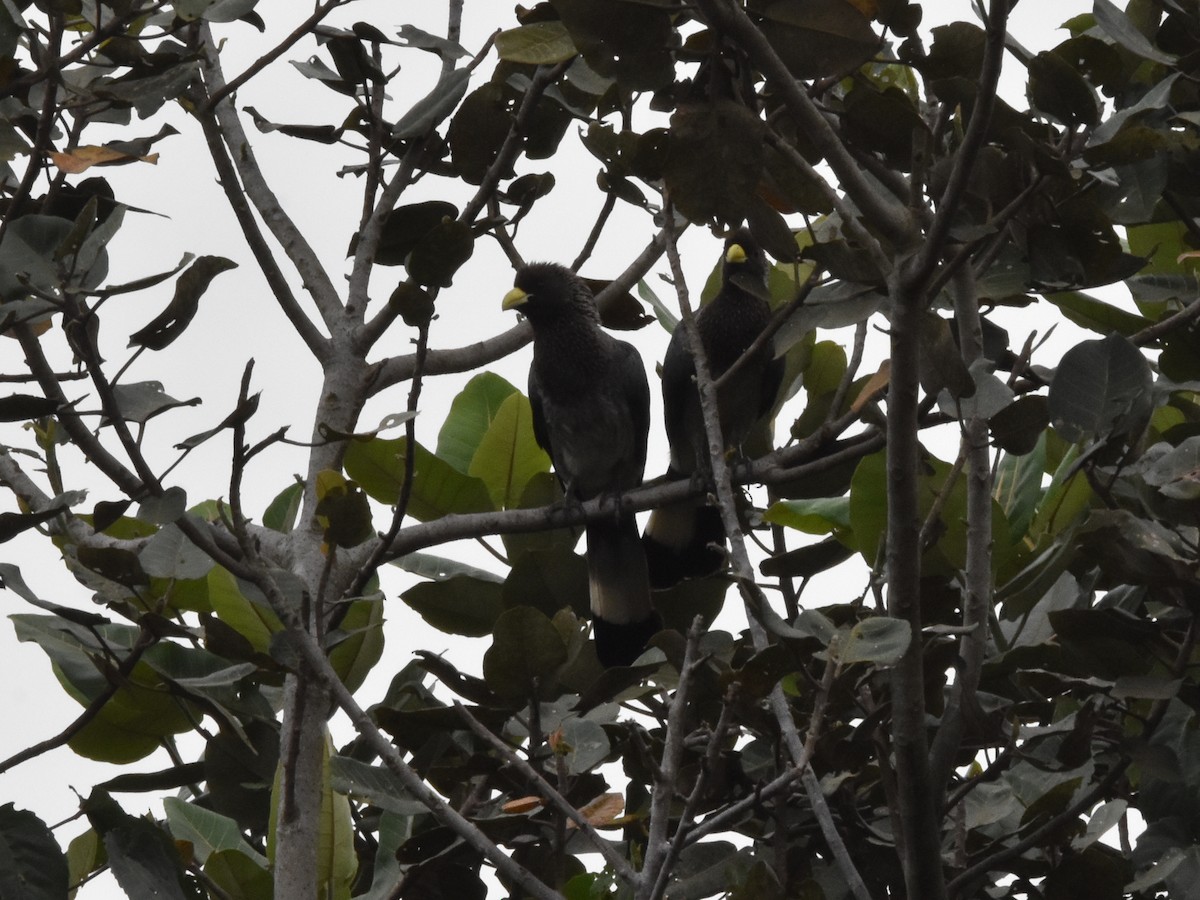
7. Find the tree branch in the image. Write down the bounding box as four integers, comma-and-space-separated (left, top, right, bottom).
928, 266, 993, 792
660, 207, 872, 900
884, 262, 946, 898
195, 23, 345, 336
368, 228, 668, 394
202, 0, 350, 110
907, 0, 1011, 294
640, 619, 704, 900
692, 0, 913, 248
453, 702, 637, 885
190, 69, 331, 360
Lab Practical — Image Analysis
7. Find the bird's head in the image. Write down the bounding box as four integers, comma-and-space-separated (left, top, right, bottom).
721, 227, 770, 301
502, 262, 600, 326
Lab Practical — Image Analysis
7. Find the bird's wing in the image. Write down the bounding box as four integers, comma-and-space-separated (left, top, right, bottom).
760, 347, 785, 420
614, 338, 652, 477
528, 366, 552, 458
659, 326, 695, 469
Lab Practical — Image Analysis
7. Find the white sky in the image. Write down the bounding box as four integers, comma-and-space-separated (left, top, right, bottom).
0, 2, 1101, 896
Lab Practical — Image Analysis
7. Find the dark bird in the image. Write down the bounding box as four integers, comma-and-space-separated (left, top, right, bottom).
643, 227, 784, 588
502, 263, 659, 667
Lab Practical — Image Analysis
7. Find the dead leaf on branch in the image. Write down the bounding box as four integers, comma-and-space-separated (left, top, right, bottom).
50, 146, 160, 174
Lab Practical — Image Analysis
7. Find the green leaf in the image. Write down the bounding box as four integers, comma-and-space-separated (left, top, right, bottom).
262, 481, 303, 534
1092, 0, 1176, 65
364, 200, 458, 267
163, 798, 266, 866
84, 791, 190, 900
1043, 291, 1151, 337
501, 547, 589, 620
203, 849, 273, 900
989, 395, 1050, 456
756, 0, 879, 79
0, 214, 74, 301
405, 217, 474, 287
329, 757, 428, 816
495, 21, 577, 64
848, 449, 1014, 576
758, 537, 854, 579
392, 68, 471, 139
0, 804, 69, 900
139, 523, 215, 580
210, 567, 282, 654
128, 256, 237, 350
762, 497, 850, 534
314, 481, 374, 548
447, 82, 513, 185
837, 617, 911, 666
0, 393, 59, 421
994, 433, 1047, 542
557, 717, 611, 775
664, 100, 765, 226
66, 828, 104, 899
11, 615, 198, 763
390, 551, 503, 584
388, 282, 434, 327
327, 595, 384, 694
436, 373, 520, 473
109, 381, 200, 424
1027, 50, 1099, 127
468, 391, 551, 508
500, 471, 576, 561
550, 0, 674, 91
637, 278, 678, 331
344, 435, 494, 520
483, 606, 568, 700
396, 24, 469, 60
1048, 333, 1153, 443
401, 575, 504, 637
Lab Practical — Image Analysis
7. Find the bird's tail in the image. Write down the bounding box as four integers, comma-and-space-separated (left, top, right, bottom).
587, 512, 659, 667
642, 500, 726, 590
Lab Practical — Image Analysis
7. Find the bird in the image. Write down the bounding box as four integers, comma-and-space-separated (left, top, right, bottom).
502, 263, 659, 667
643, 227, 784, 588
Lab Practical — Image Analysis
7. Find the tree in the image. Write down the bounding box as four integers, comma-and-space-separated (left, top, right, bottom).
2, 0, 1200, 897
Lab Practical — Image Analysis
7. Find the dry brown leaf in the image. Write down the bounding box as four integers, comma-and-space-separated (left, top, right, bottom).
843, 0, 879, 17
502, 796, 543, 815
50, 146, 159, 174
1, 318, 52, 339
569, 792, 624, 829
851, 359, 891, 413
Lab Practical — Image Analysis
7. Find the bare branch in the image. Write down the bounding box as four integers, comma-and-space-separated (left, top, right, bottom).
928, 266, 993, 790
195, 23, 345, 336
640, 619, 705, 900
203, 0, 351, 110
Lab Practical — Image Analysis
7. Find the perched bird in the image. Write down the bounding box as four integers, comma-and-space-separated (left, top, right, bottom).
643, 227, 784, 588
502, 263, 659, 667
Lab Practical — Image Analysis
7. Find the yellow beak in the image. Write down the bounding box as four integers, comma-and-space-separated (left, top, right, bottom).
726, 243, 747, 265
502, 287, 528, 310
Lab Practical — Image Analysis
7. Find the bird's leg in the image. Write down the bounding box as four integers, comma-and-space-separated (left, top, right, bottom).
597, 486, 628, 524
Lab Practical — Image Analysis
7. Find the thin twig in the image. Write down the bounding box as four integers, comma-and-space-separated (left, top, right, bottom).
640, 619, 705, 900
196, 22, 345, 333
344, 321, 431, 603
0, 626, 156, 775
453, 702, 638, 885
203, 0, 350, 110
661, 204, 872, 900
